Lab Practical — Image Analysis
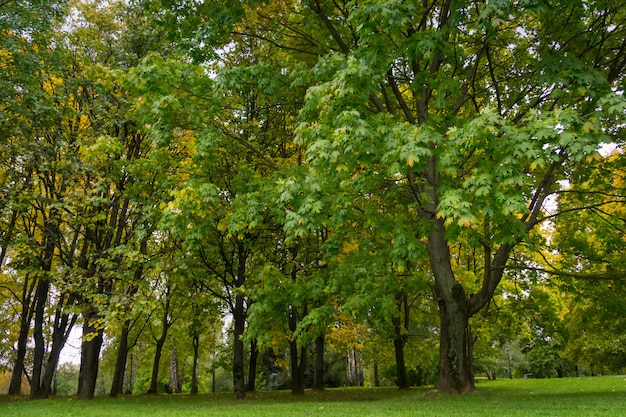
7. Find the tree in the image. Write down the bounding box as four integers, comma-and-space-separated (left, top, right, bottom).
240, 0, 626, 393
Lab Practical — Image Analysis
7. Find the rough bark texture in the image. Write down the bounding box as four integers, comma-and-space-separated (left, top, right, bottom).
428, 219, 476, 393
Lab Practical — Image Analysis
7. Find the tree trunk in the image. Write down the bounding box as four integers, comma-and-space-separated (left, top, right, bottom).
110, 321, 131, 396
9, 285, 35, 395
289, 340, 307, 395
312, 334, 325, 391
392, 291, 409, 389
29, 279, 50, 400
246, 338, 258, 393
147, 336, 166, 394
435, 294, 474, 393
78, 308, 105, 400
233, 291, 246, 399
168, 342, 180, 394
428, 220, 475, 394
147, 285, 172, 394
41, 298, 78, 397
191, 334, 199, 394
124, 349, 137, 395
373, 360, 380, 387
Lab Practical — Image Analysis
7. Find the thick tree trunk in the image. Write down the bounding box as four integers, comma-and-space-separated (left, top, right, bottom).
428, 220, 475, 394
246, 338, 258, 393
110, 322, 131, 397
233, 292, 246, 399
312, 334, 325, 391
393, 337, 409, 389
435, 296, 474, 393
191, 334, 199, 394
78, 308, 105, 400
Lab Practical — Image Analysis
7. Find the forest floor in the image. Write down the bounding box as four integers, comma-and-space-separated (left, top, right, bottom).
1, 376, 625, 416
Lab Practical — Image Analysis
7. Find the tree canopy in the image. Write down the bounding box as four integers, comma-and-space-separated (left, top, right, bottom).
1, 0, 625, 400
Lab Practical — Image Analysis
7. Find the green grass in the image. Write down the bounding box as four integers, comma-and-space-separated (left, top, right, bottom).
2, 377, 626, 417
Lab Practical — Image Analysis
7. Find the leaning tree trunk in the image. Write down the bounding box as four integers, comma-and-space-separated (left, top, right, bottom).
110, 321, 131, 396
9, 282, 35, 395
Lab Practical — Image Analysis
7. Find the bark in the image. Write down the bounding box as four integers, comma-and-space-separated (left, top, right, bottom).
289, 340, 307, 395
428, 219, 475, 394
246, 338, 259, 393
312, 334, 325, 391
41, 295, 78, 397
168, 342, 180, 393
288, 301, 307, 395
124, 350, 137, 395
191, 334, 199, 395
232, 291, 246, 399
9, 276, 36, 395
29, 279, 50, 400
147, 287, 172, 394
373, 361, 380, 387
78, 307, 105, 400
110, 321, 131, 397
392, 291, 410, 389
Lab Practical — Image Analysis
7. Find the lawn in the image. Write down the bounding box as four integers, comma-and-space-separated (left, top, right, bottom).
1, 376, 625, 417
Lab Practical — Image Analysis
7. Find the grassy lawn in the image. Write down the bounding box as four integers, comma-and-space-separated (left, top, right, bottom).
2, 376, 625, 417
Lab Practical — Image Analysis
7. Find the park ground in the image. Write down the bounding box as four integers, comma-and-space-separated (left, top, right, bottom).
1, 376, 625, 417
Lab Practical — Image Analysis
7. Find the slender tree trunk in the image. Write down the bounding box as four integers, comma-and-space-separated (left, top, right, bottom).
392, 291, 409, 389
147, 336, 166, 394
41, 299, 78, 397
110, 321, 131, 396
124, 349, 137, 395
9, 283, 35, 395
373, 361, 380, 387
233, 292, 246, 399
30, 279, 50, 400
246, 338, 258, 393
168, 342, 180, 394
288, 300, 307, 395
312, 334, 325, 391
191, 334, 199, 394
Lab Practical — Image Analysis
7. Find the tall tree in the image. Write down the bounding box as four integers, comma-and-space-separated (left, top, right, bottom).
239, 0, 626, 393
